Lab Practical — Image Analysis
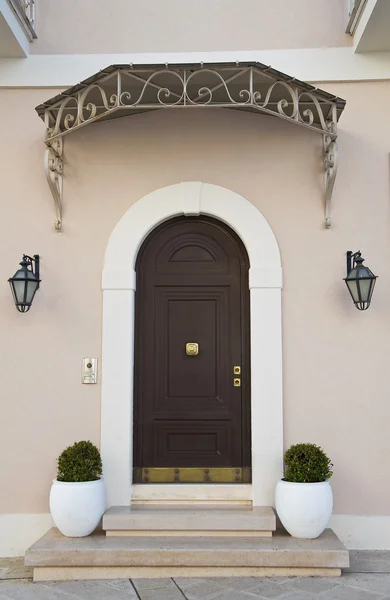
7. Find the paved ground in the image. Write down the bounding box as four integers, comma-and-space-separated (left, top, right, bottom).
1, 559, 390, 599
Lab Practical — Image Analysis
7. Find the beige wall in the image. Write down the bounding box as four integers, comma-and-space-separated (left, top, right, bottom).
0, 81, 389, 515
32, 0, 351, 55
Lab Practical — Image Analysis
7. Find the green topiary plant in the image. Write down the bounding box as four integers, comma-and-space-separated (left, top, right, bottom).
283, 443, 333, 483
57, 441, 102, 482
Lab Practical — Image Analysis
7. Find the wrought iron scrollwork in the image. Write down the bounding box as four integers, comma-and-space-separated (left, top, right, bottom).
39, 64, 343, 230
43, 67, 339, 143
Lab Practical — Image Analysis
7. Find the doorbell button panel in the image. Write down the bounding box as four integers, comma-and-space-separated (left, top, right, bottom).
82, 358, 98, 384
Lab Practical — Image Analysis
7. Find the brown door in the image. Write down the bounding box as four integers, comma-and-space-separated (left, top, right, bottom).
133, 216, 251, 483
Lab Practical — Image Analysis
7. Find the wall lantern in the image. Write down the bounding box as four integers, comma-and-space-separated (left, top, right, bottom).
8, 254, 41, 313
344, 250, 377, 311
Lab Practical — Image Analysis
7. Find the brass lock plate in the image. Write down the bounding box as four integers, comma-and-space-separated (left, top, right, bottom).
234, 378, 241, 387
186, 342, 199, 356
233, 366, 241, 375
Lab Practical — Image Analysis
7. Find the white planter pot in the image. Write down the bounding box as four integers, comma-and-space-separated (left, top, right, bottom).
50, 477, 106, 537
275, 479, 333, 539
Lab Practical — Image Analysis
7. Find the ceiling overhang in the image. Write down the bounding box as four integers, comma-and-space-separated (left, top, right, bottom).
36, 61, 346, 232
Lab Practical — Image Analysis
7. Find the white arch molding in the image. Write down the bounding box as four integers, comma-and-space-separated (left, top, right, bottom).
101, 182, 283, 507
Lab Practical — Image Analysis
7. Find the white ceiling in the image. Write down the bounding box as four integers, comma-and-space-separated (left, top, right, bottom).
355, 0, 390, 52
0, 0, 29, 58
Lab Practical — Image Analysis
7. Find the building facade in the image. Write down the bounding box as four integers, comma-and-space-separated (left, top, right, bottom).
1, 0, 390, 557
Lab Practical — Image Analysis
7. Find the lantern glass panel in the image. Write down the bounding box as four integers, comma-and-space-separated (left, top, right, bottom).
370, 277, 376, 297
346, 277, 359, 303
12, 279, 26, 303
25, 277, 39, 304
358, 278, 371, 302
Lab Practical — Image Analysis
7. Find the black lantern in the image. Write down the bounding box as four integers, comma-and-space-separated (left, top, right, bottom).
8, 254, 41, 313
344, 250, 377, 311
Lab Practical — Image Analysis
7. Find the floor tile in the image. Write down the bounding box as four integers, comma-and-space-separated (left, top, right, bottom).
243, 579, 293, 598
0, 583, 74, 599
133, 578, 186, 599
283, 576, 339, 594
204, 591, 266, 600
339, 573, 390, 595
133, 578, 177, 590
208, 578, 268, 592
181, 580, 227, 599
319, 584, 384, 600
271, 592, 315, 600
174, 578, 205, 589
263, 578, 299, 585
43, 579, 138, 599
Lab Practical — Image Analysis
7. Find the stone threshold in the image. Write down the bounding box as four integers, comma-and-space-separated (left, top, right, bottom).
106, 530, 273, 537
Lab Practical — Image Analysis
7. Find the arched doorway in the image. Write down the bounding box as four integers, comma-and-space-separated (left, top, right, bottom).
133, 216, 251, 484
101, 182, 283, 506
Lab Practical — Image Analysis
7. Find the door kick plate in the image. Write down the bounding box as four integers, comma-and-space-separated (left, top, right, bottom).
134, 467, 251, 483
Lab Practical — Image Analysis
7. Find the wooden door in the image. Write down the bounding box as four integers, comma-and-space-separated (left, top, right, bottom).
133, 216, 251, 483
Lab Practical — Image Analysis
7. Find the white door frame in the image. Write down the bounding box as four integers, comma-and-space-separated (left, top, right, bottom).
101, 182, 283, 507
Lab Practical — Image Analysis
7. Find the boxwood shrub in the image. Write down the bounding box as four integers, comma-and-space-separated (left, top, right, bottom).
283, 443, 333, 483
57, 440, 102, 482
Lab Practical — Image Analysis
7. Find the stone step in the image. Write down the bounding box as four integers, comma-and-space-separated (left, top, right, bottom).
25, 527, 349, 581
131, 483, 252, 504
103, 504, 276, 536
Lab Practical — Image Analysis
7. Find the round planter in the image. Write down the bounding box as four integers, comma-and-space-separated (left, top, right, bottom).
275, 479, 333, 539
50, 477, 106, 537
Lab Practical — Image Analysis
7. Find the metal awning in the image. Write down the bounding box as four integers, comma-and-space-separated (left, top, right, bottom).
36, 61, 346, 232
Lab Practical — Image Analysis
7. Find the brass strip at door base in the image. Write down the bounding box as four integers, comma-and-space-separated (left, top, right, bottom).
133, 467, 251, 484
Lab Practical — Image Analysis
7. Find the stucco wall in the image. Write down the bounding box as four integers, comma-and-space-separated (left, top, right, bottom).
0, 81, 389, 515
31, 0, 351, 55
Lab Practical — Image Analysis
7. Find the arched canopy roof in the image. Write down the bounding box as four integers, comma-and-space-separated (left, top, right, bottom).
36, 61, 345, 143
36, 61, 345, 232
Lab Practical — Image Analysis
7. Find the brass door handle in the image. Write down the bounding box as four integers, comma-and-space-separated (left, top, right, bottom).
186, 342, 199, 356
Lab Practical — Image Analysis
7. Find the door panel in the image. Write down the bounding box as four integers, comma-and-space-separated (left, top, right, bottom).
155, 288, 230, 408
133, 216, 251, 482
167, 298, 217, 399
154, 420, 230, 466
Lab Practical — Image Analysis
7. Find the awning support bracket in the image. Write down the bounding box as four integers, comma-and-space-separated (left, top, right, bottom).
324, 133, 339, 229
42, 134, 338, 232
44, 138, 63, 232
